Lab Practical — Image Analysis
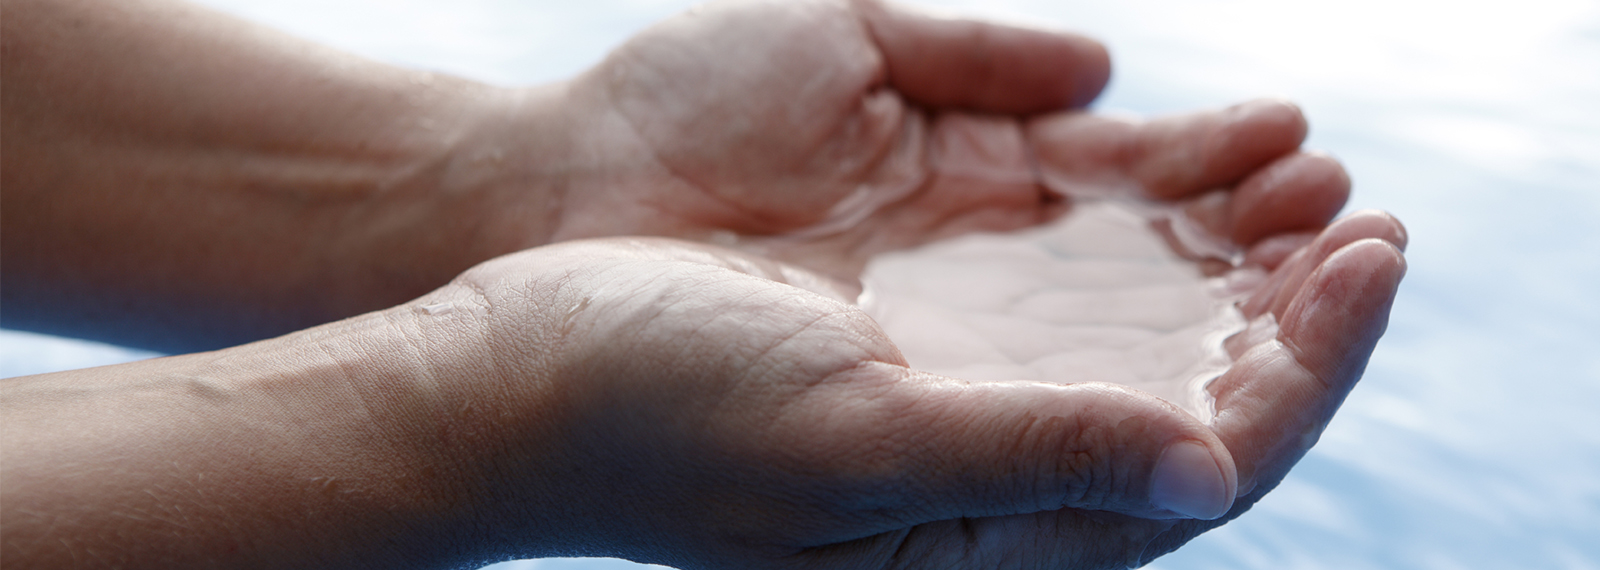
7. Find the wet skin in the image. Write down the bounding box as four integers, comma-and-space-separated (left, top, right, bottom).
375, 1, 1410, 566
0, 0, 1406, 568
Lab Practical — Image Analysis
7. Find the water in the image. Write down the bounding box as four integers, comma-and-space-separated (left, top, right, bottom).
3, 0, 1596, 568
858, 198, 1252, 421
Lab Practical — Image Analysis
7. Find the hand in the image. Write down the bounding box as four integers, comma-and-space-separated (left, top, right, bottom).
477, 0, 1358, 288
420, 1, 1407, 566
485, 0, 1114, 280
0, 0, 1360, 350
412, 215, 1403, 569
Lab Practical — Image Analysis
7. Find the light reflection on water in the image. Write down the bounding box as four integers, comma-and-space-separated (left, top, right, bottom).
3, 0, 1595, 568
856, 198, 1257, 422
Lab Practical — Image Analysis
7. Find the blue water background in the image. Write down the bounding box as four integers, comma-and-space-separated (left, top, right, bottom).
2, 0, 1595, 568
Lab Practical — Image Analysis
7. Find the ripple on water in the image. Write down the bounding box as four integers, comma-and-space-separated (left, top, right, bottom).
856, 198, 1269, 421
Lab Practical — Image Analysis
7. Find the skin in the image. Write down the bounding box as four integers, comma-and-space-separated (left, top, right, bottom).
0, 0, 1408, 568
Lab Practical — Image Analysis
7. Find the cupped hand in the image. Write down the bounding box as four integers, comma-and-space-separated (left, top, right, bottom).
419, 0, 1409, 567
516, 0, 1352, 288
513, 0, 1104, 279
411, 214, 1403, 569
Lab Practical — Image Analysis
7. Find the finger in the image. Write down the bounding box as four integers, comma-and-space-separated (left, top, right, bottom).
1228, 152, 1351, 245
1028, 99, 1308, 200
796, 364, 1240, 531
1239, 210, 1408, 319
855, 0, 1111, 113
1166, 152, 1345, 250
1096, 232, 1406, 567
1242, 231, 1317, 270
1209, 238, 1406, 494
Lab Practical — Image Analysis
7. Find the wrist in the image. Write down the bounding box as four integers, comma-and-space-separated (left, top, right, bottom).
316, 82, 580, 319
347, 276, 582, 562
0, 307, 496, 568
225, 308, 506, 567
210, 295, 545, 567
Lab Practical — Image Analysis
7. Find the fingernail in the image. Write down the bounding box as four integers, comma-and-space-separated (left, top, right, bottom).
1150, 441, 1231, 520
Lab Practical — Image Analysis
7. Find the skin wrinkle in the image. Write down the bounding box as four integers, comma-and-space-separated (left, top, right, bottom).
640, 271, 791, 371
313, 326, 489, 532
808, 93, 926, 229
384, 312, 480, 454
874, 385, 968, 518
743, 309, 864, 392
1211, 344, 1313, 493
799, 6, 889, 173
833, 87, 906, 175
1059, 412, 1113, 508
892, 176, 1015, 239
602, 4, 874, 230
675, 299, 814, 439
831, 380, 1153, 551
471, 272, 565, 397
556, 259, 851, 457
1016, 414, 1082, 514
832, 5, 916, 198
782, 369, 915, 483
1035, 413, 1099, 508
1276, 243, 1396, 371
617, 116, 780, 231
775, 380, 938, 544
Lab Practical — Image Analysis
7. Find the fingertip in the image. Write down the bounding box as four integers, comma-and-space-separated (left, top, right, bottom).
1068, 37, 1113, 108
1250, 210, 1411, 316
1229, 152, 1351, 245
1355, 237, 1409, 285
1229, 99, 1309, 164
1344, 209, 1409, 251
1303, 237, 1408, 312
1135, 98, 1309, 199
1301, 152, 1353, 207
1278, 238, 1406, 380
1237, 98, 1308, 144
857, 0, 1114, 113
1150, 440, 1237, 520
1225, 99, 1310, 170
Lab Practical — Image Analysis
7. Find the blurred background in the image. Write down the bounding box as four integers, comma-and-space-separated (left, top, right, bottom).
3, 0, 1596, 568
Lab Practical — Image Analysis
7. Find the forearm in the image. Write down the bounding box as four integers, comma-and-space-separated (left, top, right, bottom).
1, 0, 569, 351
0, 299, 516, 569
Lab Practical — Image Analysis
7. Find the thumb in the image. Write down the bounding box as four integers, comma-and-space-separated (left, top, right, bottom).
812, 364, 1238, 528
853, 0, 1112, 113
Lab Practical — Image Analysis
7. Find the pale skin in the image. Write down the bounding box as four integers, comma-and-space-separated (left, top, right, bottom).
0, 0, 1408, 568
